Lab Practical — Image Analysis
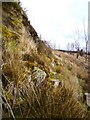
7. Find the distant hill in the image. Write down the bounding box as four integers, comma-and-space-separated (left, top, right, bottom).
57, 49, 90, 55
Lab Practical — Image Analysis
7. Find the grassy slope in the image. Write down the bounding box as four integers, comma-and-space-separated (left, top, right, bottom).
2, 2, 89, 118
53, 50, 89, 93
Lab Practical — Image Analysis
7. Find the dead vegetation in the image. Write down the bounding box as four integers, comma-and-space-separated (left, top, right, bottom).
2, 82, 88, 118
1, 2, 89, 119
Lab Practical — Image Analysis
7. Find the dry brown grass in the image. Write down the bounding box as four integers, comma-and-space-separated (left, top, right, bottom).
2, 52, 88, 117
2, 45, 88, 118
2, 3, 89, 118
2, 81, 88, 118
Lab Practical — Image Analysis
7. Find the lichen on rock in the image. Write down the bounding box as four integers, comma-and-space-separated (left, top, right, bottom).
31, 67, 47, 86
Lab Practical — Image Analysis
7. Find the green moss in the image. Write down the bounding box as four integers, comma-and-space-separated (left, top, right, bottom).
6, 41, 19, 51
49, 71, 64, 80
55, 66, 61, 73
2, 25, 14, 38
2, 25, 19, 41
11, 19, 23, 29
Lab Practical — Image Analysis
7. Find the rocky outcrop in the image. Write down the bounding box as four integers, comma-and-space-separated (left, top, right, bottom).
31, 67, 47, 86
50, 79, 63, 88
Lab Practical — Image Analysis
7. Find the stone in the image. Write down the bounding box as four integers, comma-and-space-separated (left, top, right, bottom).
85, 93, 90, 107
32, 67, 47, 86
50, 79, 63, 88
28, 75, 31, 82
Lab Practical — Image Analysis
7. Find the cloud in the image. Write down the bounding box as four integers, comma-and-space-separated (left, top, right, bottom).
20, 0, 88, 49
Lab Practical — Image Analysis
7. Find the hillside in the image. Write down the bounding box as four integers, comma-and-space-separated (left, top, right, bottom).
1, 2, 89, 119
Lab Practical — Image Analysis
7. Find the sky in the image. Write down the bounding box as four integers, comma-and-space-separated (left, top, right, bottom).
20, 0, 89, 50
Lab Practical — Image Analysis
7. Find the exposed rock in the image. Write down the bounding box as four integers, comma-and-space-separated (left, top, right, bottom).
31, 67, 47, 86
28, 75, 32, 83
51, 63, 55, 67
85, 93, 90, 107
50, 79, 63, 88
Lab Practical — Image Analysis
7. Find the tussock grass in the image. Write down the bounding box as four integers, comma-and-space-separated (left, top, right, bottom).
2, 80, 87, 118
2, 39, 88, 118
2, 2, 89, 118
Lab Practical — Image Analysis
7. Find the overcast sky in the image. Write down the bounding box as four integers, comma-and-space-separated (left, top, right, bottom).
20, 0, 89, 50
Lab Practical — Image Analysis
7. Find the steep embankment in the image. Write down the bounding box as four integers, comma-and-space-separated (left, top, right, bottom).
2, 2, 89, 118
